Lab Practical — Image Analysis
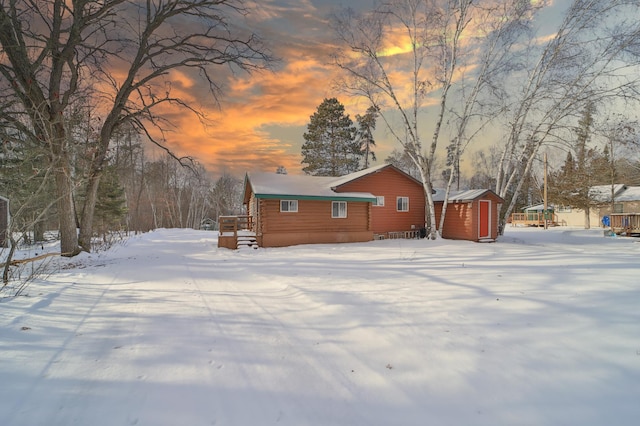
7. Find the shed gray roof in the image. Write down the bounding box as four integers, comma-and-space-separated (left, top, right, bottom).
432, 188, 499, 202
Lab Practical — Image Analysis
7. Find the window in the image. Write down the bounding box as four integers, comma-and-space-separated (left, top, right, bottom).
332, 201, 347, 218
556, 205, 572, 213
280, 200, 298, 212
397, 197, 409, 212
374, 196, 385, 207
614, 203, 624, 214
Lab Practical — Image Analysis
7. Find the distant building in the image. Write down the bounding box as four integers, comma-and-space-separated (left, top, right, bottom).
555, 184, 640, 228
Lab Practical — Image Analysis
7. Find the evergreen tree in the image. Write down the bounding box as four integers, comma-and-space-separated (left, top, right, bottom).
0, 128, 54, 243
93, 165, 128, 237
355, 105, 379, 169
548, 151, 576, 207
301, 98, 359, 176
547, 103, 617, 228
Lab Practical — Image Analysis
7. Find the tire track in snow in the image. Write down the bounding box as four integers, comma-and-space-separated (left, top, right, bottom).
1, 257, 137, 426
185, 254, 406, 425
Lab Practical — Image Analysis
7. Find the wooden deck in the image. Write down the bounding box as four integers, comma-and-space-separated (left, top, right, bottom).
218, 215, 258, 249
510, 212, 557, 227
374, 230, 422, 240
610, 213, 640, 235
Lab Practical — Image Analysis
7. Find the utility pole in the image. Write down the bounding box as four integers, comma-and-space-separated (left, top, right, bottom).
543, 153, 548, 230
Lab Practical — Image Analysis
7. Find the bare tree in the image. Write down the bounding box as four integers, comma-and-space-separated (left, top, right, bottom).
493, 0, 640, 230
0, 0, 273, 254
331, 0, 539, 238
211, 173, 242, 219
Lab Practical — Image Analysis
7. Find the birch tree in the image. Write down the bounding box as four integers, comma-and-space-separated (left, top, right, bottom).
331, 0, 539, 238
494, 0, 640, 230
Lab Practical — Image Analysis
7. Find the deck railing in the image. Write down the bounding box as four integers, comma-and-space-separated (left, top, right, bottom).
218, 215, 256, 249
610, 213, 640, 235
218, 215, 253, 235
510, 212, 557, 227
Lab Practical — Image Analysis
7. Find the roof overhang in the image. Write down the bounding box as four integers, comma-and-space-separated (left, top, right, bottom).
254, 193, 376, 202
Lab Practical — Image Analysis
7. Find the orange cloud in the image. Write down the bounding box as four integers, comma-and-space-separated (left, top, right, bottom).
138, 0, 558, 180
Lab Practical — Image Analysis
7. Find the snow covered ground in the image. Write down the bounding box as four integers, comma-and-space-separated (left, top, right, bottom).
1, 227, 639, 426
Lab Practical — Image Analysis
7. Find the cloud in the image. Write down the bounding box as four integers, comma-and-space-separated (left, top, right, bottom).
140, 0, 561, 179
151, 1, 365, 177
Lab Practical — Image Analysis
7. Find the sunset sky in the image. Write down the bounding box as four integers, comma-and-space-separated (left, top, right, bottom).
155, 0, 563, 179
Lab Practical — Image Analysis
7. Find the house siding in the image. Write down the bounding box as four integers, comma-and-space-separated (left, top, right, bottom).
257, 199, 372, 247
435, 201, 475, 240
435, 193, 503, 241
335, 167, 425, 234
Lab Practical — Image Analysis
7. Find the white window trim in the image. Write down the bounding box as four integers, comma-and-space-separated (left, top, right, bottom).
280, 199, 298, 213
374, 196, 385, 207
332, 201, 347, 218
397, 196, 409, 212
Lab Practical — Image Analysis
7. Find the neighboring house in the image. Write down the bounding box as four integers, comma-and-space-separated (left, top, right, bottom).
511, 203, 557, 227
555, 184, 639, 227
221, 164, 501, 248
200, 217, 216, 231
614, 186, 640, 212
434, 189, 504, 242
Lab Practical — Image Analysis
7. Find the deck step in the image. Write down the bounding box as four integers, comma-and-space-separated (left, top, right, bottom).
237, 234, 259, 249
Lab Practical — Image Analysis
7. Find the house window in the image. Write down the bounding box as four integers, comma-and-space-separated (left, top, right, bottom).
397, 196, 409, 212
332, 201, 347, 218
280, 200, 298, 212
374, 196, 385, 207
556, 205, 572, 213
614, 203, 624, 213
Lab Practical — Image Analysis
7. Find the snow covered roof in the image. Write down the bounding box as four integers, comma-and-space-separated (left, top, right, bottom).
588, 184, 627, 202
246, 172, 376, 202
328, 163, 390, 187
522, 203, 555, 212
432, 188, 501, 203
615, 186, 640, 202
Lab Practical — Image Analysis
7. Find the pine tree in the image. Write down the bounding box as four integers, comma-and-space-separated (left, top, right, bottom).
0, 129, 54, 243
548, 151, 576, 207
93, 165, 128, 237
301, 98, 359, 176
355, 105, 379, 169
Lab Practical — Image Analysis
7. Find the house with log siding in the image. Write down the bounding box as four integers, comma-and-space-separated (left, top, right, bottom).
219, 164, 503, 249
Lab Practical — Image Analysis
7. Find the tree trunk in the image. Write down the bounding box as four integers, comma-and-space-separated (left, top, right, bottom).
584, 207, 591, 229
78, 173, 101, 252
54, 159, 80, 257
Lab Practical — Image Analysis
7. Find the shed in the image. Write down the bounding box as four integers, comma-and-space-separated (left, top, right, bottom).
433, 189, 504, 242
200, 217, 216, 231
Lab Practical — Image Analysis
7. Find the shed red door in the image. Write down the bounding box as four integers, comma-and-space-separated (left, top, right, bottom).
479, 200, 490, 239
